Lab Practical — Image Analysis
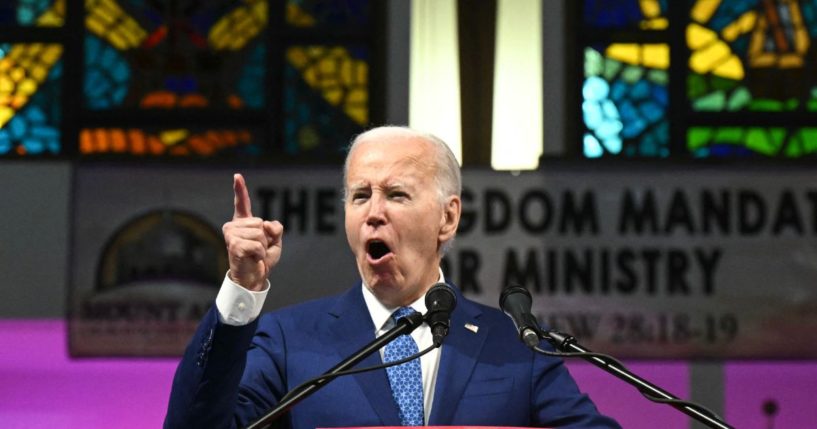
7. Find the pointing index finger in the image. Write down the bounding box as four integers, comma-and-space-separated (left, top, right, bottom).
233, 173, 253, 219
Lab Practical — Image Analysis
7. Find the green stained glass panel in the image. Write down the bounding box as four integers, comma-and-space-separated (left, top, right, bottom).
688, 127, 817, 158
688, 0, 817, 113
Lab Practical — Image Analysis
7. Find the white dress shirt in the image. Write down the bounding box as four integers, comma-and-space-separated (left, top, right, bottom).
214, 270, 445, 423
215, 272, 269, 326
361, 272, 444, 423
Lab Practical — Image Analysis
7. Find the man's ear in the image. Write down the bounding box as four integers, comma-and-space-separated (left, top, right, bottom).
439, 195, 461, 241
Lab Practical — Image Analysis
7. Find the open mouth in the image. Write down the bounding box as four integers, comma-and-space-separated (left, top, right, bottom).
367, 240, 392, 261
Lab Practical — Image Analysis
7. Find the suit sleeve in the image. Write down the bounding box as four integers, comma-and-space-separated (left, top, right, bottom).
164, 306, 286, 429
530, 346, 622, 428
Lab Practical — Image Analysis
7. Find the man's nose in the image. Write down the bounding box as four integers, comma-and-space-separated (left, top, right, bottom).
365, 194, 387, 226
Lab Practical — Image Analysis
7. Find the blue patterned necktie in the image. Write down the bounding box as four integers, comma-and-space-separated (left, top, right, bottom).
384, 306, 425, 426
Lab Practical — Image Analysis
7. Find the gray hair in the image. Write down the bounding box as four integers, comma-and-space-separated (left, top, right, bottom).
343, 125, 462, 202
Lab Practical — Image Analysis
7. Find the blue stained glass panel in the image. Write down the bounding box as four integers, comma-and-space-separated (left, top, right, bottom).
583, 0, 667, 29
803, 1, 817, 37
584, 0, 643, 28
84, 35, 130, 109
704, 0, 757, 30
583, 47, 669, 158
237, 43, 266, 109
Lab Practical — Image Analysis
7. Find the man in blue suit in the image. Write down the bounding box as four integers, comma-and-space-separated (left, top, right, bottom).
165, 126, 620, 428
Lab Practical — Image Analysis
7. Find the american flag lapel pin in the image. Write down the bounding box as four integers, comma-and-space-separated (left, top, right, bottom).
464, 323, 479, 333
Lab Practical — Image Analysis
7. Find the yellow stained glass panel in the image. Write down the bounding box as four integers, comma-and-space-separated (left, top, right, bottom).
605, 44, 668, 70
691, 0, 721, 24
639, 0, 661, 18
721, 11, 757, 42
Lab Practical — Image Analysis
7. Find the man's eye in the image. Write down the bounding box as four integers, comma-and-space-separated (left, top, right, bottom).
390, 192, 409, 200
352, 193, 369, 201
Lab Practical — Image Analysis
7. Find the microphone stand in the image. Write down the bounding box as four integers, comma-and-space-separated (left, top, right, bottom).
244, 312, 425, 429
540, 330, 734, 429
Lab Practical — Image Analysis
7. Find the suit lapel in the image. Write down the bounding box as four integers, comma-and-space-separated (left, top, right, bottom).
428, 288, 487, 425
325, 286, 401, 426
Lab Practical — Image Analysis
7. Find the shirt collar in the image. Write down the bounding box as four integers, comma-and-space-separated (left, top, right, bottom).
362, 268, 445, 332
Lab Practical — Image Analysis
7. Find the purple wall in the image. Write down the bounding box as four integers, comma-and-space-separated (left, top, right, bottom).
566, 361, 689, 428
2, 320, 815, 428
723, 361, 817, 428
1, 320, 176, 429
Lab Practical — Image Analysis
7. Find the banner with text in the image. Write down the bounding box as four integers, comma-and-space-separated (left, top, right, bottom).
70, 164, 817, 357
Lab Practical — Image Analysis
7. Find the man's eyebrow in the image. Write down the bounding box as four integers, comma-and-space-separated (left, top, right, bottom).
384, 183, 414, 193
347, 183, 370, 192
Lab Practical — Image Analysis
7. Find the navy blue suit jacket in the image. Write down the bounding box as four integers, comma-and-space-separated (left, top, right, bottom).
165, 284, 620, 428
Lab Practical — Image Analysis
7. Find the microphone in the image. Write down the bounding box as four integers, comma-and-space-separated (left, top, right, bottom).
424, 282, 457, 346
499, 285, 542, 348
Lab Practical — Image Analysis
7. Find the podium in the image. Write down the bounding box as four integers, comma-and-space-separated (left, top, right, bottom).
328, 427, 549, 429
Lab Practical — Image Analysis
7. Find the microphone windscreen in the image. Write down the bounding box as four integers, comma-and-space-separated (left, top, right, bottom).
500, 285, 532, 312
426, 282, 456, 312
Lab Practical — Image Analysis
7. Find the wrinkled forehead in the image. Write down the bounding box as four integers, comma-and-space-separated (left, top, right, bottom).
345, 136, 437, 186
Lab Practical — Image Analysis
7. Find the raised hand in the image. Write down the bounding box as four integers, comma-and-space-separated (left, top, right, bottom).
222, 173, 283, 291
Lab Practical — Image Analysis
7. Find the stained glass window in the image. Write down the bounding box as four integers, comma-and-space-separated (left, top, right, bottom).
281, 2, 373, 156
580, 0, 672, 158
284, 45, 368, 156
84, 0, 266, 112
0, 0, 64, 154
579, 0, 817, 159
0, 51, 62, 156
1, 0, 380, 159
